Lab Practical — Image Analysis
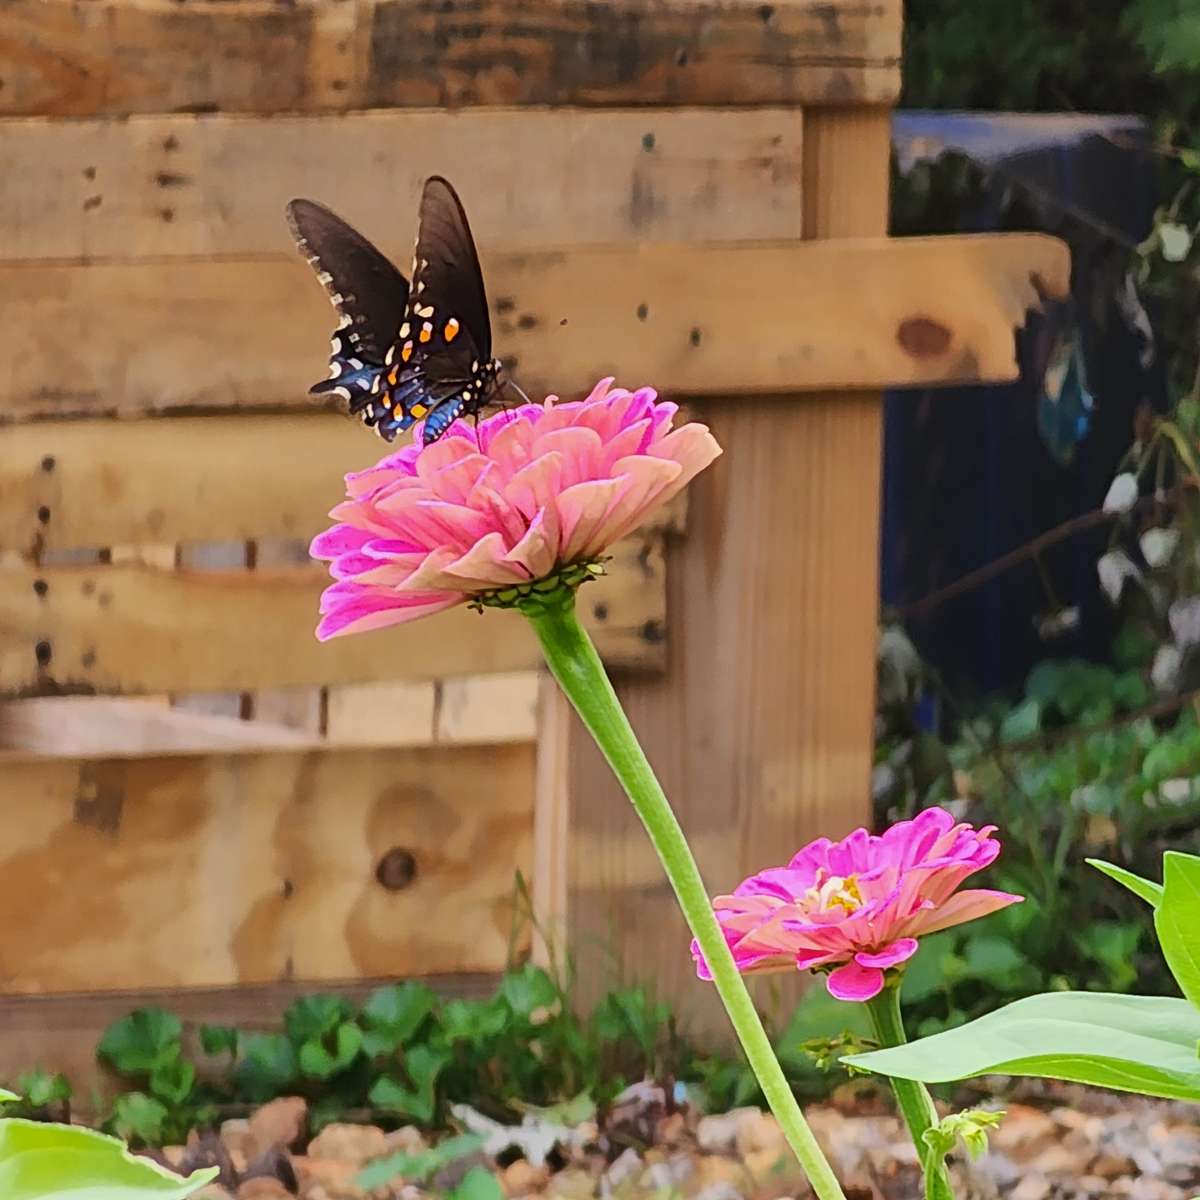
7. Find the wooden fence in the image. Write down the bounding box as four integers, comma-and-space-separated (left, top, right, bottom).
0, 0, 1069, 1085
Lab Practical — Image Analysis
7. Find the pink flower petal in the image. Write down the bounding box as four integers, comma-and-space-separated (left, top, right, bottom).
905, 888, 1023, 937
854, 938, 919, 969
826, 961, 885, 1002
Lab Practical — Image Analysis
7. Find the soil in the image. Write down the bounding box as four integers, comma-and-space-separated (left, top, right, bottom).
154, 1082, 1200, 1200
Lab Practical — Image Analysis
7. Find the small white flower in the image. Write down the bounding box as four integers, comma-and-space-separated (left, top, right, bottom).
1160, 778, 1194, 806
1152, 643, 1183, 692
1140, 527, 1179, 568
1036, 607, 1080, 639
1097, 550, 1139, 603
1160, 221, 1193, 263
1103, 473, 1139, 514
1170, 596, 1200, 648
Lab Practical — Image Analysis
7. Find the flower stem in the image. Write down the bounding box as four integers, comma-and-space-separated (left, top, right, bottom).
525, 594, 847, 1200
866, 985, 955, 1200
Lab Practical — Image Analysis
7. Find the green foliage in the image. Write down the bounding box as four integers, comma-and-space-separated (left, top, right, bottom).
851, 851, 1200, 1103
0, 1117, 215, 1198
848, 992, 1200, 1101
69, 963, 845, 1148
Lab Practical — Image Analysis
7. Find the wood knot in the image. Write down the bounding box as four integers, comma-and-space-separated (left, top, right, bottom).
896, 317, 952, 358
375, 848, 417, 891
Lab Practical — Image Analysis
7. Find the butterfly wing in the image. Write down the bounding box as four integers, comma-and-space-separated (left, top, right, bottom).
380, 176, 503, 442
286, 199, 410, 423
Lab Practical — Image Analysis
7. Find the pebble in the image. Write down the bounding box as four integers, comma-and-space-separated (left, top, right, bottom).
247, 1096, 308, 1158
307, 1123, 389, 1164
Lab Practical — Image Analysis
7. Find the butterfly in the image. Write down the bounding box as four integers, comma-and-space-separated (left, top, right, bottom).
286, 176, 511, 444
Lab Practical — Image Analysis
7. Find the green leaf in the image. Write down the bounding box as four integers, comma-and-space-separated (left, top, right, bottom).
17, 1070, 71, 1109
1000, 699, 1041, 743
0, 1091, 18, 1105
368, 1045, 450, 1123
199, 1025, 239, 1057
1088, 858, 1164, 908
233, 1034, 298, 1101
360, 983, 437, 1055
284, 995, 353, 1045
451, 1166, 504, 1200
98, 1011, 182, 1075
298, 1023, 364, 1080
356, 1132, 483, 1191
0, 1118, 216, 1198
148, 1057, 195, 1107
500, 965, 558, 1020
1157, 852, 1200, 1008
845, 993, 1200, 1101
110, 1094, 169, 1146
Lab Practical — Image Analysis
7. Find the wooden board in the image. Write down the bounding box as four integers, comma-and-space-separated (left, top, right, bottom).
0, 414, 687, 554
0, 0, 900, 118
0, 536, 665, 696
0, 742, 533, 993
0, 109, 804, 262
0, 235, 1070, 421
0, 972, 500, 1103
565, 111, 894, 1036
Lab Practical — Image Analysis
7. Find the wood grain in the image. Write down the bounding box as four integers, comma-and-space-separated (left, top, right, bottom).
0, 0, 900, 118
0, 236, 1069, 422
0, 108, 804, 262
0, 743, 533, 993
566, 110, 894, 1035
0, 414, 689, 554
0, 536, 665, 696
0, 972, 500, 1104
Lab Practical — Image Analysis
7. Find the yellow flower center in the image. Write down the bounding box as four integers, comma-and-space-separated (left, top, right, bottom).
804, 871, 863, 914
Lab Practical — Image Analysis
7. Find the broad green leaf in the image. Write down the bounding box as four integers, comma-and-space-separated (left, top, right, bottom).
198, 1025, 239, 1057
356, 1132, 483, 1191
368, 1045, 450, 1123
1000, 699, 1040, 742
284, 994, 352, 1044
298, 1023, 364, 1079
148, 1057, 195, 1106
451, 1166, 504, 1200
360, 983, 437, 1055
0, 1091, 17, 1104
1157, 851, 1200, 1007
111, 1094, 168, 1146
233, 1034, 298, 1101
0, 1118, 216, 1198
844, 993, 1200, 1101
1087, 858, 1164, 908
98, 1011, 182, 1075
18, 1071, 71, 1109
500, 965, 558, 1020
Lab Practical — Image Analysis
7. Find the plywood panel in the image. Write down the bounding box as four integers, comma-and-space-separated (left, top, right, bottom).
0, 109, 804, 262
0, 0, 900, 118
0, 536, 665, 695
0, 743, 533, 993
0, 235, 1069, 421
566, 110, 895, 1036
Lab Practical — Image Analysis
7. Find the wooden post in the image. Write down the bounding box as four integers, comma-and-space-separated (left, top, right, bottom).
566, 109, 894, 1032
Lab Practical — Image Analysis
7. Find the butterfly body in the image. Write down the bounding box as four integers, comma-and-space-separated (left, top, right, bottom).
287, 176, 506, 444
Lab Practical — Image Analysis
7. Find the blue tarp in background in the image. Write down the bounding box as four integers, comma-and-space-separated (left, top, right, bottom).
883, 112, 1160, 700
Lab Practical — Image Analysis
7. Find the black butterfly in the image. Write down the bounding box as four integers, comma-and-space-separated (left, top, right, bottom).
286, 176, 509, 444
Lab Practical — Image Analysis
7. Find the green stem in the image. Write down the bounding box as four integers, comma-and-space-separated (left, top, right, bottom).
866, 985, 955, 1200
525, 595, 846, 1200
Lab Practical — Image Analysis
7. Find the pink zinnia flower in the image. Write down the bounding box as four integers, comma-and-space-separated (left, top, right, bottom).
693, 808, 1022, 1002
310, 379, 721, 640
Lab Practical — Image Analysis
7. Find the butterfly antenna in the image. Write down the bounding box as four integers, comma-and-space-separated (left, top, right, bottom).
503, 376, 532, 404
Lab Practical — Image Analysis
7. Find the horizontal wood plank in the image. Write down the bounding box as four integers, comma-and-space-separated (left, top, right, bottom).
0, 537, 664, 696
0, 108, 804, 262
0, 414, 686, 554
0, 235, 1070, 422
0, 0, 900, 118
0, 972, 501, 1102
0, 742, 534, 993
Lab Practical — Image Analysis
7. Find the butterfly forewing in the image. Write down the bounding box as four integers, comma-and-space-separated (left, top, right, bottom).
382, 176, 504, 442
286, 199, 410, 363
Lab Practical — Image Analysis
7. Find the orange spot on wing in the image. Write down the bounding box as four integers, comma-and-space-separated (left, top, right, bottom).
401, 341, 413, 363
444, 317, 461, 342
410, 403, 427, 418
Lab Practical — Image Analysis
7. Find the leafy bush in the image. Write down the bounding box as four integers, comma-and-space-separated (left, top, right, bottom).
59, 966, 857, 1145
